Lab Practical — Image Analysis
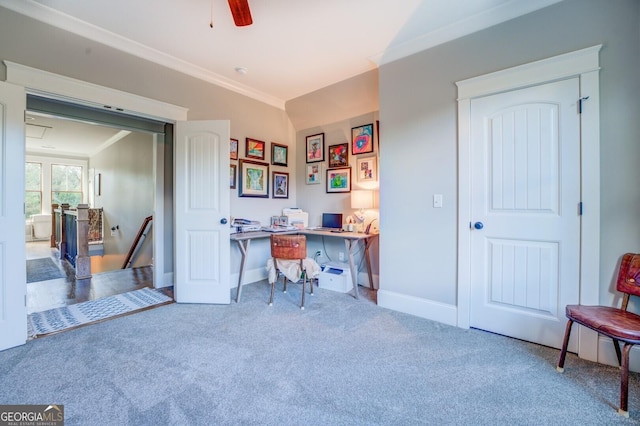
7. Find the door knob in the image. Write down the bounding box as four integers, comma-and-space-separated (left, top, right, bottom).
473, 221, 484, 230
220, 218, 228, 225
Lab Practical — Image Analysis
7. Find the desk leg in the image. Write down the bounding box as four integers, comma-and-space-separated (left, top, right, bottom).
235, 239, 250, 303
364, 238, 374, 290
344, 239, 360, 299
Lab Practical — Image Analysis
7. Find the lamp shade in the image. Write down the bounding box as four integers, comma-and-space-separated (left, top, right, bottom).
351, 190, 374, 209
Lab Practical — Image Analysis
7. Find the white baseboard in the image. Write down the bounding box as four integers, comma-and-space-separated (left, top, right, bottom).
156, 272, 173, 289
230, 267, 268, 289
377, 289, 457, 326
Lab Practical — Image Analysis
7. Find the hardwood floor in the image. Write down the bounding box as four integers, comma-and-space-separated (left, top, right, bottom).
26, 240, 173, 314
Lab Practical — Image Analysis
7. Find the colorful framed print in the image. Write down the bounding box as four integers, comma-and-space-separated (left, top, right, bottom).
245, 138, 266, 160
230, 138, 238, 160
351, 123, 374, 155
230, 164, 237, 189
272, 171, 289, 199
306, 164, 322, 185
238, 159, 269, 197
306, 132, 325, 163
326, 167, 351, 193
356, 156, 377, 182
271, 143, 288, 166
328, 143, 349, 168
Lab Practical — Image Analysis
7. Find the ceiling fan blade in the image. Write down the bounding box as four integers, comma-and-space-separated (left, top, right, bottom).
228, 0, 253, 26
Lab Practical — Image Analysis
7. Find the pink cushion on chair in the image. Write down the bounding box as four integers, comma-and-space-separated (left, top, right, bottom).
566, 304, 640, 343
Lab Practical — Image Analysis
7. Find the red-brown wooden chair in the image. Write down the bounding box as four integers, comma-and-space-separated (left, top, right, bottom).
557, 252, 640, 417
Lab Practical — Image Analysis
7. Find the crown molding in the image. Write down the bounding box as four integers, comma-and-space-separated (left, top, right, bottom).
0, 0, 286, 110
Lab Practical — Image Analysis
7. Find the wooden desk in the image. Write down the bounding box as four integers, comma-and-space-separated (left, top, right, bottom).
230, 229, 378, 302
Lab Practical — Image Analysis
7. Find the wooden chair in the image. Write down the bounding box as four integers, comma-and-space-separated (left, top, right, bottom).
269, 234, 313, 309
557, 253, 640, 417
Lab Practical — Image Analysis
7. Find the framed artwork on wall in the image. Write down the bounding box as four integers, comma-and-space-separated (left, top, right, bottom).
306, 132, 325, 163
245, 137, 266, 160
230, 138, 238, 160
272, 171, 289, 199
238, 159, 269, 197
326, 167, 351, 193
230, 164, 237, 189
351, 123, 374, 155
328, 143, 349, 168
306, 164, 322, 185
356, 156, 377, 182
271, 142, 288, 166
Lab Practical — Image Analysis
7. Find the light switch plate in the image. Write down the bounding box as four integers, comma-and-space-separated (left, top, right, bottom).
433, 194, 443, 208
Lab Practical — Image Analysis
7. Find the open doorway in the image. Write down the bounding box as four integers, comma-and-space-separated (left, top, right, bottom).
24, 108, 160, 314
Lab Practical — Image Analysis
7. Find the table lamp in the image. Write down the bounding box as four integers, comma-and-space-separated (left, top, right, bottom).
351, 189, 374, 223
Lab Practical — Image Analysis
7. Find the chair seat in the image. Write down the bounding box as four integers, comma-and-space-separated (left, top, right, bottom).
566, 304, 640, 344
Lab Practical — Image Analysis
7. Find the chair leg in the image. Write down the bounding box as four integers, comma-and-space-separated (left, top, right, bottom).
613, 338, 623, 367
556, 319, 574, 373
283, 274, 288, 293
300, 271, 306, 310
619, 343, 633, 417
269, 277, 276, 306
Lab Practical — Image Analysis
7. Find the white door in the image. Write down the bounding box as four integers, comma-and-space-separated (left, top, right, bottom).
0, 81, 27, 351
175, 120, 231, 303
469, 78, 580, 350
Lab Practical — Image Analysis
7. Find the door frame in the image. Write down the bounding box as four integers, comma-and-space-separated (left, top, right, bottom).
4, 60, 188, 290
456, 45, 602, 361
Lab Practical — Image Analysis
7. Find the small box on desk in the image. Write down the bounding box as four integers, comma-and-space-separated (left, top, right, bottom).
318, 262, 353, 293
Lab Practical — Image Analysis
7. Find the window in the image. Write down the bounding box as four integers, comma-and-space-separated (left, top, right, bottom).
25, 162, 42, 218
51, 164, 83, 207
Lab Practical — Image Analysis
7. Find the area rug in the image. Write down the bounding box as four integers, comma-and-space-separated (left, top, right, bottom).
27, 287, 173, 338
26, 257, 64, 283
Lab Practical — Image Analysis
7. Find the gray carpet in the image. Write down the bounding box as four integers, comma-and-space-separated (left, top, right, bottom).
1, 281, 640, 425
26, 257, 64, 283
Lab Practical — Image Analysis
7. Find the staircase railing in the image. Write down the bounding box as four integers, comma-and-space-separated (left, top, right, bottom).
122, 215, 153, 269
52, 203, 92, 279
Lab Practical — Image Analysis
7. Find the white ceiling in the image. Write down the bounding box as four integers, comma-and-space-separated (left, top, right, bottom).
6, 0, 561, 155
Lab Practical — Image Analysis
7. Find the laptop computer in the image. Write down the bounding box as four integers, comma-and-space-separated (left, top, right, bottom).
316, 213, 343, 231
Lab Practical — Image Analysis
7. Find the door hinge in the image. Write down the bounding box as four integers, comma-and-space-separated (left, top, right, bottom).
578, 96, 590, 114
579, 202, 583, 216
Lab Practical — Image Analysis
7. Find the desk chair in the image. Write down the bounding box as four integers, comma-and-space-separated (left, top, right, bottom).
557, 253, 640, 418
269, 234, 313, 310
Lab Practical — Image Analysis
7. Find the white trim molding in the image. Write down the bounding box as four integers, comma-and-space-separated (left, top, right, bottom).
4, 61, 188, 122
456, 45, 602, 362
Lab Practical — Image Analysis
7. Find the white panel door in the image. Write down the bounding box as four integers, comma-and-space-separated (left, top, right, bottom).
0, 82, 27, 351
470, 78, 580, 350
175, 121, 230, 304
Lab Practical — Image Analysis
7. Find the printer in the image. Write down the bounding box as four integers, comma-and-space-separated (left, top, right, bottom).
318, 262, 353, 293
283, 208, 308, 229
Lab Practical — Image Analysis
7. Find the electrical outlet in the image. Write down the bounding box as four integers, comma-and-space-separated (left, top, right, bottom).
339, 252, 345, 262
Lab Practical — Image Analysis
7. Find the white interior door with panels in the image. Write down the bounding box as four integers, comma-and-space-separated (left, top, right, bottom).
457, 45, 601, 360
175, 120, 231, 304
469, 78, 580, 350
0, 81, 27, 352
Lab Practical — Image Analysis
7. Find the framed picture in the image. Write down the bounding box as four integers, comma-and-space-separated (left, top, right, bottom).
230, 138, 238, 160
271, 143, 288, 166
328, 143, 349, 168
351, 123, 374, 155
326, 167, 351, 193
245, 138, 266, 160
356, 156, 377, 182
306, 132, 325, 163
272, 171, 289, 199
238, 159, 269, 197
306, 164, 322, 185
230, 164, 237, 189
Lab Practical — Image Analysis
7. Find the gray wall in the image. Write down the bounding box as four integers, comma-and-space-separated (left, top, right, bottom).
379, 0, 640, 306
90, 131, 154, 270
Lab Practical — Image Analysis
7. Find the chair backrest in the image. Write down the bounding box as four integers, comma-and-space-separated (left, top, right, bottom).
270, 234, 306, 260
616, 253, 640, 308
